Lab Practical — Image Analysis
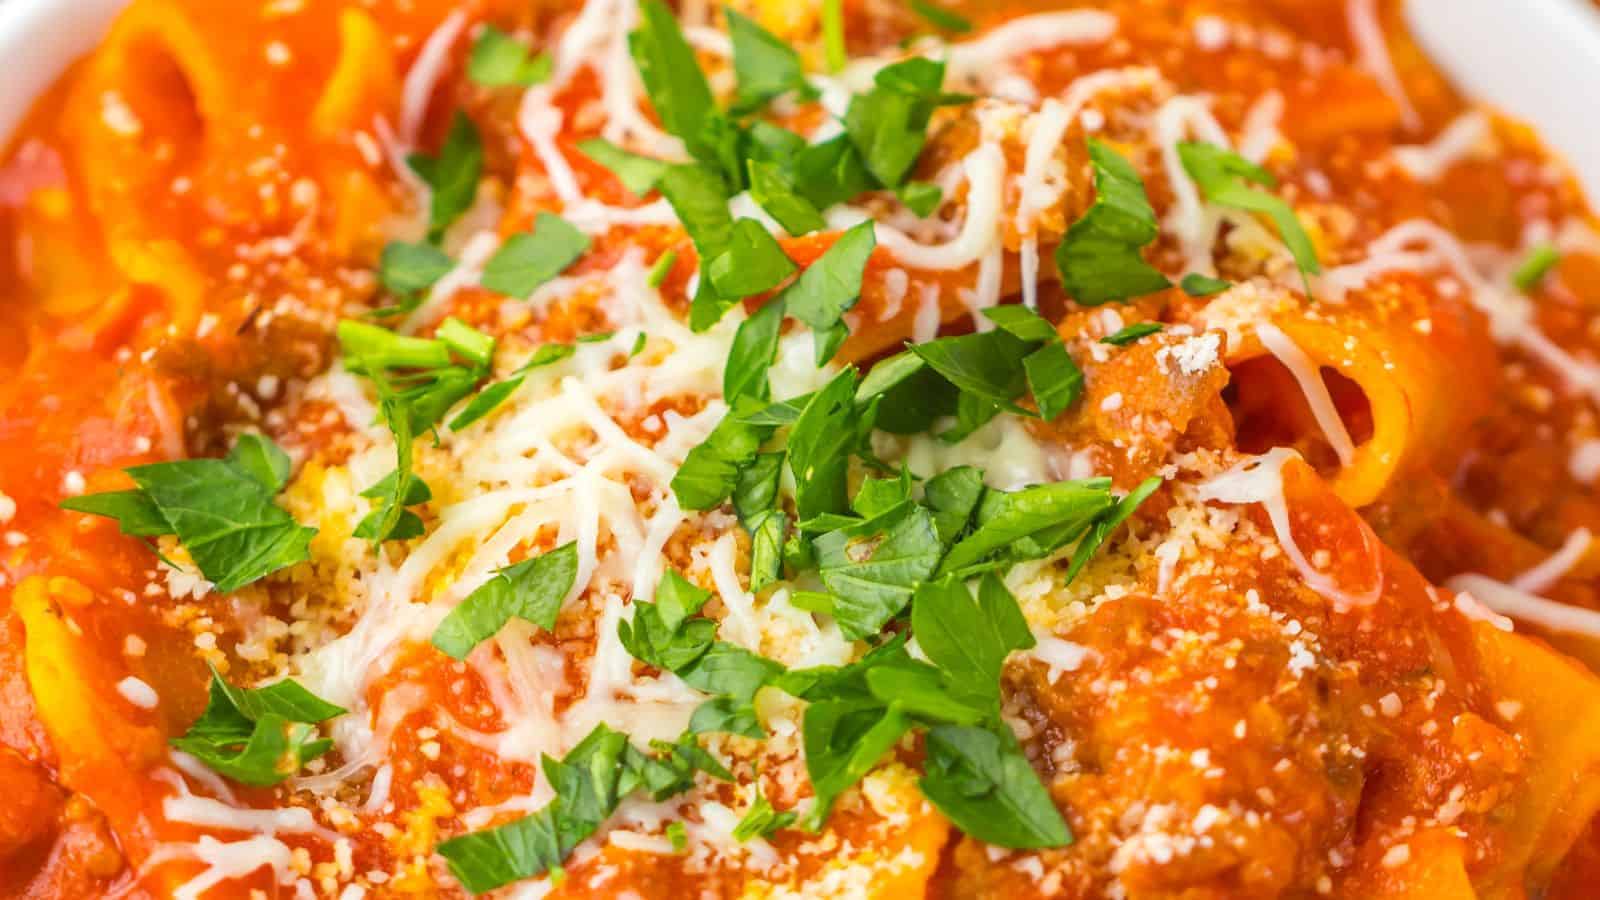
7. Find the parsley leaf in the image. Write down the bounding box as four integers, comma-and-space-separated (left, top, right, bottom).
845, 58, 967, 189
480, 213, 591, 298
1101, 322, 1163, 345
1512, 242, 1561, 292
748, 159, 827, 237
619, 570, 718, 673
747, 509, 789, 592
170, 665, 344, 787
1023, 341, 1083, 421
786, 369, 864, 521
725, 298, 786, 403
670, 407, 775, 510
780, 220, 877, 364
379, 241, 454, 296
467, 25, 551, 87
1056, 139, 1171, 305
923, 465, 986, 544
1177, 141, 1321, 286
910, 330, 1033, 415
800, 699, 910, 830
1064, 476, 1160, 582
707, 218, 796, 298
895, 180, 943, 216
732, 782, 796, 841
910, 574, 1033, 707
815, 502, 943, 639
691, 696, 766, 738
629, 0, 717, 152
919, 724, 1071, 849
679, 642, 783, 702
1179, 273, 1231, 297
577, 138, 669, 197
431, 542, 580, 659
409, 111, 484, 241
437, 723, 726, 893
62, 434, 316, 593
981, 305, 1058, 343
726, 8, 816, 112
939, 479, 1114, 575
791, 134, 876, 209
909, 0, 972, 32
619, 570, 783, 703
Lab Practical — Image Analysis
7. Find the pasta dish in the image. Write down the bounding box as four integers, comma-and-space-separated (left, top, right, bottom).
4, 0, 1600, 896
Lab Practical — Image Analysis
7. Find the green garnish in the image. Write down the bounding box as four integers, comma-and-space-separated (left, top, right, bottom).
1178, 141, 1321, 290
576, 138, 669, 197
845, 57, 969, 190
480, 213, 590, 298
1179, 273, 1231, 297
706, 218, 796, 298
821, 0, 847, 72
379, 241, 454, 296
467, 25, 552, 87
431, 542, 580, 659
732, 780, 797, 841
1512, 243, 1561, 293
170, 665, 344, 787
436, 723, 729, 893
726, 8, 817, 112
748, 159, 828, 237
1056, 139, 1171, 305
61, 434, 315, 593
779, 220, 877, 364
648, 249, 680, 287
909, 0, 973, 32
408, 111, 484, 241
1101, 322, 1164, 345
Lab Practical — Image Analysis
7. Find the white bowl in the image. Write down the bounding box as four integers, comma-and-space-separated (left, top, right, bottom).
0, 0, 1598, 201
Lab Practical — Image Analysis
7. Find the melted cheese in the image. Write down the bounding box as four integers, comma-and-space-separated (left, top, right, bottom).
1254, 322, 1357, 466
1446, 574, 1600, 639
1323, 220, 1600, 404
1198, 449, 1383, 609
1393, 111, 1491, 181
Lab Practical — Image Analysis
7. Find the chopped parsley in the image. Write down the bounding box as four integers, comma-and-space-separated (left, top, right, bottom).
845, 57, 970, 190
480, 213, 590, 298
1056, 139, 1171, 305
726, 8, 817, 112
909, 0, 973, 32
1101, 322, 1164, 345
821, 0, 847, 72
170, 665, 344, 787
467, 25, 551, 87
448, 341, 578, 431
779, 220, 877, 364
436, 723, 729, 893
1180, 272, 1232, 296
647, 248, 680, 287
1177, 141, 1321, 289
409, 111, 484, 241
378, 241, 454, 297
748, 159, 827, 237
732, 780, 796, 841
1512, 242, 1561, 292
61, 434, 316, 593
576, 138, 669, 197
431, 542, 580, 659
